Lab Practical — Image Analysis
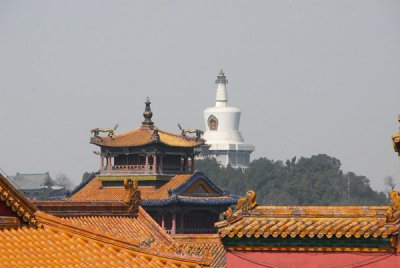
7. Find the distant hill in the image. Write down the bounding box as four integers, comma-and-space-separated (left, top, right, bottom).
195, 154, 388, 206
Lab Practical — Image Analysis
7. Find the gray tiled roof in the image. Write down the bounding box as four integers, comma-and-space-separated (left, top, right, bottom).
10, 172, 52, 190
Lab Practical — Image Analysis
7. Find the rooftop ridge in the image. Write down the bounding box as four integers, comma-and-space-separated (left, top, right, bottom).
0, 170, 40, 227
14, 172, 50, 175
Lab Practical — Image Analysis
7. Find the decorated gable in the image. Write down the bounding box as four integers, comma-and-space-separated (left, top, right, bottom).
172, 172, 225, 197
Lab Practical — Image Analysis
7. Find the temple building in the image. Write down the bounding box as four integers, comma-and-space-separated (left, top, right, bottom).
69, 98, 237, 235
199, 70, 255, 169
215, 190, 400, 268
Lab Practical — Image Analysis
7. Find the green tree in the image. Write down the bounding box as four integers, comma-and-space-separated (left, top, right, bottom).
195, 154, 388, 206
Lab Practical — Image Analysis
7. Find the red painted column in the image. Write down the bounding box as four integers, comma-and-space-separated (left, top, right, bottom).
145, 154, 149, 174
188, 157, 192, 172
153, 152, 157, 175
161, 214, 165, 229
171, 213, 176, 235
180, 157, 184, 171
107, 157, 112, 174
100, 155, 104, 174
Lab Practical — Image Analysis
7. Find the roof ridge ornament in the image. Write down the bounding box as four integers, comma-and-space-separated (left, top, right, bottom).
386, 189, 400, 224
124, 178, 141, 216
177, 123, 204, 140
392, 115, 400, 156
215, 189, 257, 228
91, 124, 118, 138
142, 97, 154, 129
236, 190, 257, 213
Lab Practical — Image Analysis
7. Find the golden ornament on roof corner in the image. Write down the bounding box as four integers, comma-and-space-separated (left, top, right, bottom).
386, 189, 400, 223
236, 190, 257, 213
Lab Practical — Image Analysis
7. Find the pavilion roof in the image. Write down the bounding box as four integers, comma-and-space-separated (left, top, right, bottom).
68, 172, 237, 206
91, 127, 204, 148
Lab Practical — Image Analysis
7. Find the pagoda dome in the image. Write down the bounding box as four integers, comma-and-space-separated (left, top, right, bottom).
200, 70, 255, 169
203, 70, 244, 144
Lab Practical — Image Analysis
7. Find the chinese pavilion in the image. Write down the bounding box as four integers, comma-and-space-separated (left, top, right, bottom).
0, 169, 213, 267
69, 99, 237, 235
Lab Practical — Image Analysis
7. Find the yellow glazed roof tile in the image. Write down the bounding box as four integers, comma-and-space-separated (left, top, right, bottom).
172, 234, 226, 268
91, 128, 203, 148
0, 211, 210, 268
69, 174, 213, 201
62, 206, 175, 251
216, 206, 396, 240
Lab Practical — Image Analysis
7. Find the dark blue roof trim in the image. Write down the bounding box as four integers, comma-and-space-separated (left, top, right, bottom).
170, 171, 225, 196
141, 195, 239, 207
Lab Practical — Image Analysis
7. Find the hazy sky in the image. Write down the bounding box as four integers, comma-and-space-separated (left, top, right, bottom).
1, 1, 399, 190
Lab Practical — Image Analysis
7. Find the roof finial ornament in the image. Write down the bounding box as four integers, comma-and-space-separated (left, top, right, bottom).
142, 97, 154, 128
215, 69, 228, 85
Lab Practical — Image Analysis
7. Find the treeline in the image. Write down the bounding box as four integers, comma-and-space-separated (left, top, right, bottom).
195, 154, 388, 206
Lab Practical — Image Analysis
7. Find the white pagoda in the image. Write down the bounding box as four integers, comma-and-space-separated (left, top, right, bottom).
200, 70, 255, 168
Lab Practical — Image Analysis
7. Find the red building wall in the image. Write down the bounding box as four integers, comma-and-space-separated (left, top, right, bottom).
227, 251, 400, 268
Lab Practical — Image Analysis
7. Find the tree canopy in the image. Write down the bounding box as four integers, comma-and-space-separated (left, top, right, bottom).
195, 154, 388, 206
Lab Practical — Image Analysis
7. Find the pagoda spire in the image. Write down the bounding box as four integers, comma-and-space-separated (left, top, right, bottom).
142, 97, 154, 128
215, 69, 228, 107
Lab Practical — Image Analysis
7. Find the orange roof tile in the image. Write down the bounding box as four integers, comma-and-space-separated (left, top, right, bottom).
216, 206, 397, 240
173, 234, 226, 268
63, 207, 175, 251
69, 174, 193, 201
0, 212, 209, 268
91, 127, 203, 148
